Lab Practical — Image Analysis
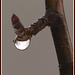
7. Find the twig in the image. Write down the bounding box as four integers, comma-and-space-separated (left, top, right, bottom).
11, 8, 60, 41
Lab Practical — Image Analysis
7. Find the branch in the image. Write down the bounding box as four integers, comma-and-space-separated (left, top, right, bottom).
11, 8, 60, 41
45, 0, 73, 75
11, 0, 73, 75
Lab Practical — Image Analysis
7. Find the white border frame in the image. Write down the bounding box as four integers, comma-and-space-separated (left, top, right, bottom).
73, 0, 74, 75
1, 0, 2, 74
1, 0, 74, 75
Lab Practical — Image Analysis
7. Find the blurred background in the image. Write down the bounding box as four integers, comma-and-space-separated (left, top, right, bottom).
2, 0, 73, 75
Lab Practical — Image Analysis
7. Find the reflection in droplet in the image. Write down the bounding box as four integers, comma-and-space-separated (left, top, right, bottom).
15, 39, 30, 51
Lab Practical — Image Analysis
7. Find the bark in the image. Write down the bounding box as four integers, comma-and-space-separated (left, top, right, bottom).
11, 0, 73, 75
45, 0, 73, 75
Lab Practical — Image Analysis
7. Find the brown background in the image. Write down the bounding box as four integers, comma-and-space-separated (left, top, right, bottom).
2, 0, 73, 75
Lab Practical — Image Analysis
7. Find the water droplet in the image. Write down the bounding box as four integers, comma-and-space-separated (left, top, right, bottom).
15, 39, 31, 51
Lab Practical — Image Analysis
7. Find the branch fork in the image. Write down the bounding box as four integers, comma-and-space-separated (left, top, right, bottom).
11, 6, 73, 75
11, 8, 61, 41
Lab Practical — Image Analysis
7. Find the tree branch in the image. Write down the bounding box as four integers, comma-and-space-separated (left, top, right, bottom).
45, 0, 73, 75
11, 8, 60, 41
11, 0, 73, 75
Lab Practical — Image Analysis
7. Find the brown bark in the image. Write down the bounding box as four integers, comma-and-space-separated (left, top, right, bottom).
45, 0, 73, 75
11, 0, 73, 75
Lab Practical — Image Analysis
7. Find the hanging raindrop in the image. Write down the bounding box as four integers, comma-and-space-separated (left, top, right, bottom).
14, 39, 31, 51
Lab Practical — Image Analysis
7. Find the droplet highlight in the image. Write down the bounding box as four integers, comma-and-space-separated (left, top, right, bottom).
15, 39, 30, 51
